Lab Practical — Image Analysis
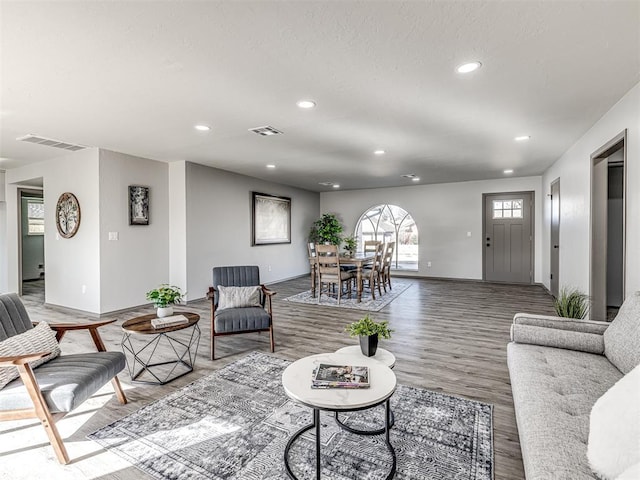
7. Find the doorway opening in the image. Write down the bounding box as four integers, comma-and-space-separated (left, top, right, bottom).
590, 130, 626, 321
550, 178, 560, 298
18, 188, 45, 303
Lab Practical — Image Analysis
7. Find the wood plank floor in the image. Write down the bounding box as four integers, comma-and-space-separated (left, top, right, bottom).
1, 277, 556, 479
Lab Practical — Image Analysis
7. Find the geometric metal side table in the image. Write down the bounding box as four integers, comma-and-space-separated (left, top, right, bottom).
121, 312, 200, 385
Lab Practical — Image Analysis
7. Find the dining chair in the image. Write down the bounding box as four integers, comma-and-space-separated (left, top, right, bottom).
316, 244, 355, 304
363, 240, 382, 255
381, 241, 396, 291
308, 242, 318, 296
362, 242, 385, 299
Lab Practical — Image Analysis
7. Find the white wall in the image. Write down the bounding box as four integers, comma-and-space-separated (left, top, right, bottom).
321, 176, 543, 282
6, 149, 102, 312
541, 81, 640, 297
185, 162, 320, 299
0, 171, 7, 293
98, 150, 170, 312
169, 161, 188, 294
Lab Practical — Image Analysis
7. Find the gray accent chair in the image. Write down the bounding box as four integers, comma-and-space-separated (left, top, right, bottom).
0, 293, 127, 464
507, 291, 640, 479
206, 266, 275, 360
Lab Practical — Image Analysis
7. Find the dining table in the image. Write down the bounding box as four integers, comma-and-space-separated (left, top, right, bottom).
309, 253, 375, 303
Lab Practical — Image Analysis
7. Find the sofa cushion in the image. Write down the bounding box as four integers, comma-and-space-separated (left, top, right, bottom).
0, 322, 61, 389
507, 342, 624, 479
587, 364, 640, 479
604, 291, 640, 374
0, 352, 125, 413
217, 285, 261, 311
214, 307, 270, 333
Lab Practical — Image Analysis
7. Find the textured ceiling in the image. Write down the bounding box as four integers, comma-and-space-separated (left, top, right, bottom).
1, 1, 639, 191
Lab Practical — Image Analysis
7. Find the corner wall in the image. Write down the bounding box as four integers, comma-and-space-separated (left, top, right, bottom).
320, 176, 543, 282
185, 162, 320, 299
541, 82, 640, 297
5, 149, 101, 312
98, 150, 170, 312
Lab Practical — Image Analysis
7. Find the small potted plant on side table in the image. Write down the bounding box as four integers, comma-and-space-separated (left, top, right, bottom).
345, 314, 393, 357
146, 284, 185, 318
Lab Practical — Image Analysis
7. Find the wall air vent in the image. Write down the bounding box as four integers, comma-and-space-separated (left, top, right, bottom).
248, 126, 283, 136
16, 134, 87, 151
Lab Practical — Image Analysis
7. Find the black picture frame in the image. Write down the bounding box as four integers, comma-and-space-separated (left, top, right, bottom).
129, 185, 150, 225
252, 192, 291, 245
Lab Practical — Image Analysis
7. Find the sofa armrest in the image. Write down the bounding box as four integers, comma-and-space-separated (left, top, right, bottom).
510, 323, 605, 354
513, 313, 609, 335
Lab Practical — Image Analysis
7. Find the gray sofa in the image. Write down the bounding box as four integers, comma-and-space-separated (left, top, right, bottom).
507, 292, 640, 479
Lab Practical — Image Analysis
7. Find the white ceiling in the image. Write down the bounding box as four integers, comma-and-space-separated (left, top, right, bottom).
1, 1, 639, 192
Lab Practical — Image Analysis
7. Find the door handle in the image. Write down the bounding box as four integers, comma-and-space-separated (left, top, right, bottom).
553, 245, 559, 249
486, 243, 491, 247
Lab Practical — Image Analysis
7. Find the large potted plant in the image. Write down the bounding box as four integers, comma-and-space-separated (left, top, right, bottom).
345, 314, 393, 357
146, 284, 185, 318
554, 287, 589, 319
309, 213, 344, 245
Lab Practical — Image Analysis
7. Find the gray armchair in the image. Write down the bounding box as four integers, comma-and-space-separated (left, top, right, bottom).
206, 266, 275, 360
0, 293, 127, 464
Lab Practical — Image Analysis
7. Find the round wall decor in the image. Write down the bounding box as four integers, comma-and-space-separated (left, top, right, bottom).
55, 192, 81, 238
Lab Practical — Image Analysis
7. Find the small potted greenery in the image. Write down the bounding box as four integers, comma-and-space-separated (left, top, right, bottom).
345, 314, 393, 357
343, 235, 358, 257
146, 284, 185, 318
554, 287, 590, 319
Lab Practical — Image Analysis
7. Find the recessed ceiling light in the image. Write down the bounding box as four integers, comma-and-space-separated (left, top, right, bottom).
504, 169, 514, 174
194, 124, 211, 131
514, 135, 531, 141
456, 61, 482, 74
266, 164, 276, 169
412, 177, 420, 182
374, 150, 385, 155
296, 100, 316, 109
333, 184, 340, 189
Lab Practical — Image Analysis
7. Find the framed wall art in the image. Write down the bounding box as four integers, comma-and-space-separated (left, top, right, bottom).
56, 192, 81, 238
129, 185, 150, 225
252, 192, 291, 245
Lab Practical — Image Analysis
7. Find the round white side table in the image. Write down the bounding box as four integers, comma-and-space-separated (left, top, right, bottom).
334, 345, 396, 369
282, 352, 397, 480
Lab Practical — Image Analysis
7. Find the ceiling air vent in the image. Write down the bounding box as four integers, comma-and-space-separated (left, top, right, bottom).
401, 174, 418, 179
248, 126, 283, 136
17, 134, 87, 151
318, 182, 334, 186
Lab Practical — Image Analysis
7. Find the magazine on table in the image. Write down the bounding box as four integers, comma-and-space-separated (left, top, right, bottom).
311, 364, 370, 389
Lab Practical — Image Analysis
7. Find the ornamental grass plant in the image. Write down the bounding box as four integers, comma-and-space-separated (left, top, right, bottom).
553, 287, 590, 319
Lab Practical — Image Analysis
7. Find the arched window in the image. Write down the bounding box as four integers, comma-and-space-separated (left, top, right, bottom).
355, 204, 418, 270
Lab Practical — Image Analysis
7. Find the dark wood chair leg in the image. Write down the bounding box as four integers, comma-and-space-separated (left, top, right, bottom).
269, 326, 275, 352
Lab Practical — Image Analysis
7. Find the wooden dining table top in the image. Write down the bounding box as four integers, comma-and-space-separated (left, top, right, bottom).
309, 253, 375, 266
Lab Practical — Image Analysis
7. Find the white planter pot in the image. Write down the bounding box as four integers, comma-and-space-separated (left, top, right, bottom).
157, 306, 174, 318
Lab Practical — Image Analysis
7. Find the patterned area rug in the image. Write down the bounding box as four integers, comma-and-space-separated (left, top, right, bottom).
89, 352, 493, 480
283, 282, 412, 311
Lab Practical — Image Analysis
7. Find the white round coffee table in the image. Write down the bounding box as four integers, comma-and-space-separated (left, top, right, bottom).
335, 345, 396, 369
282, 352, 397, 480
